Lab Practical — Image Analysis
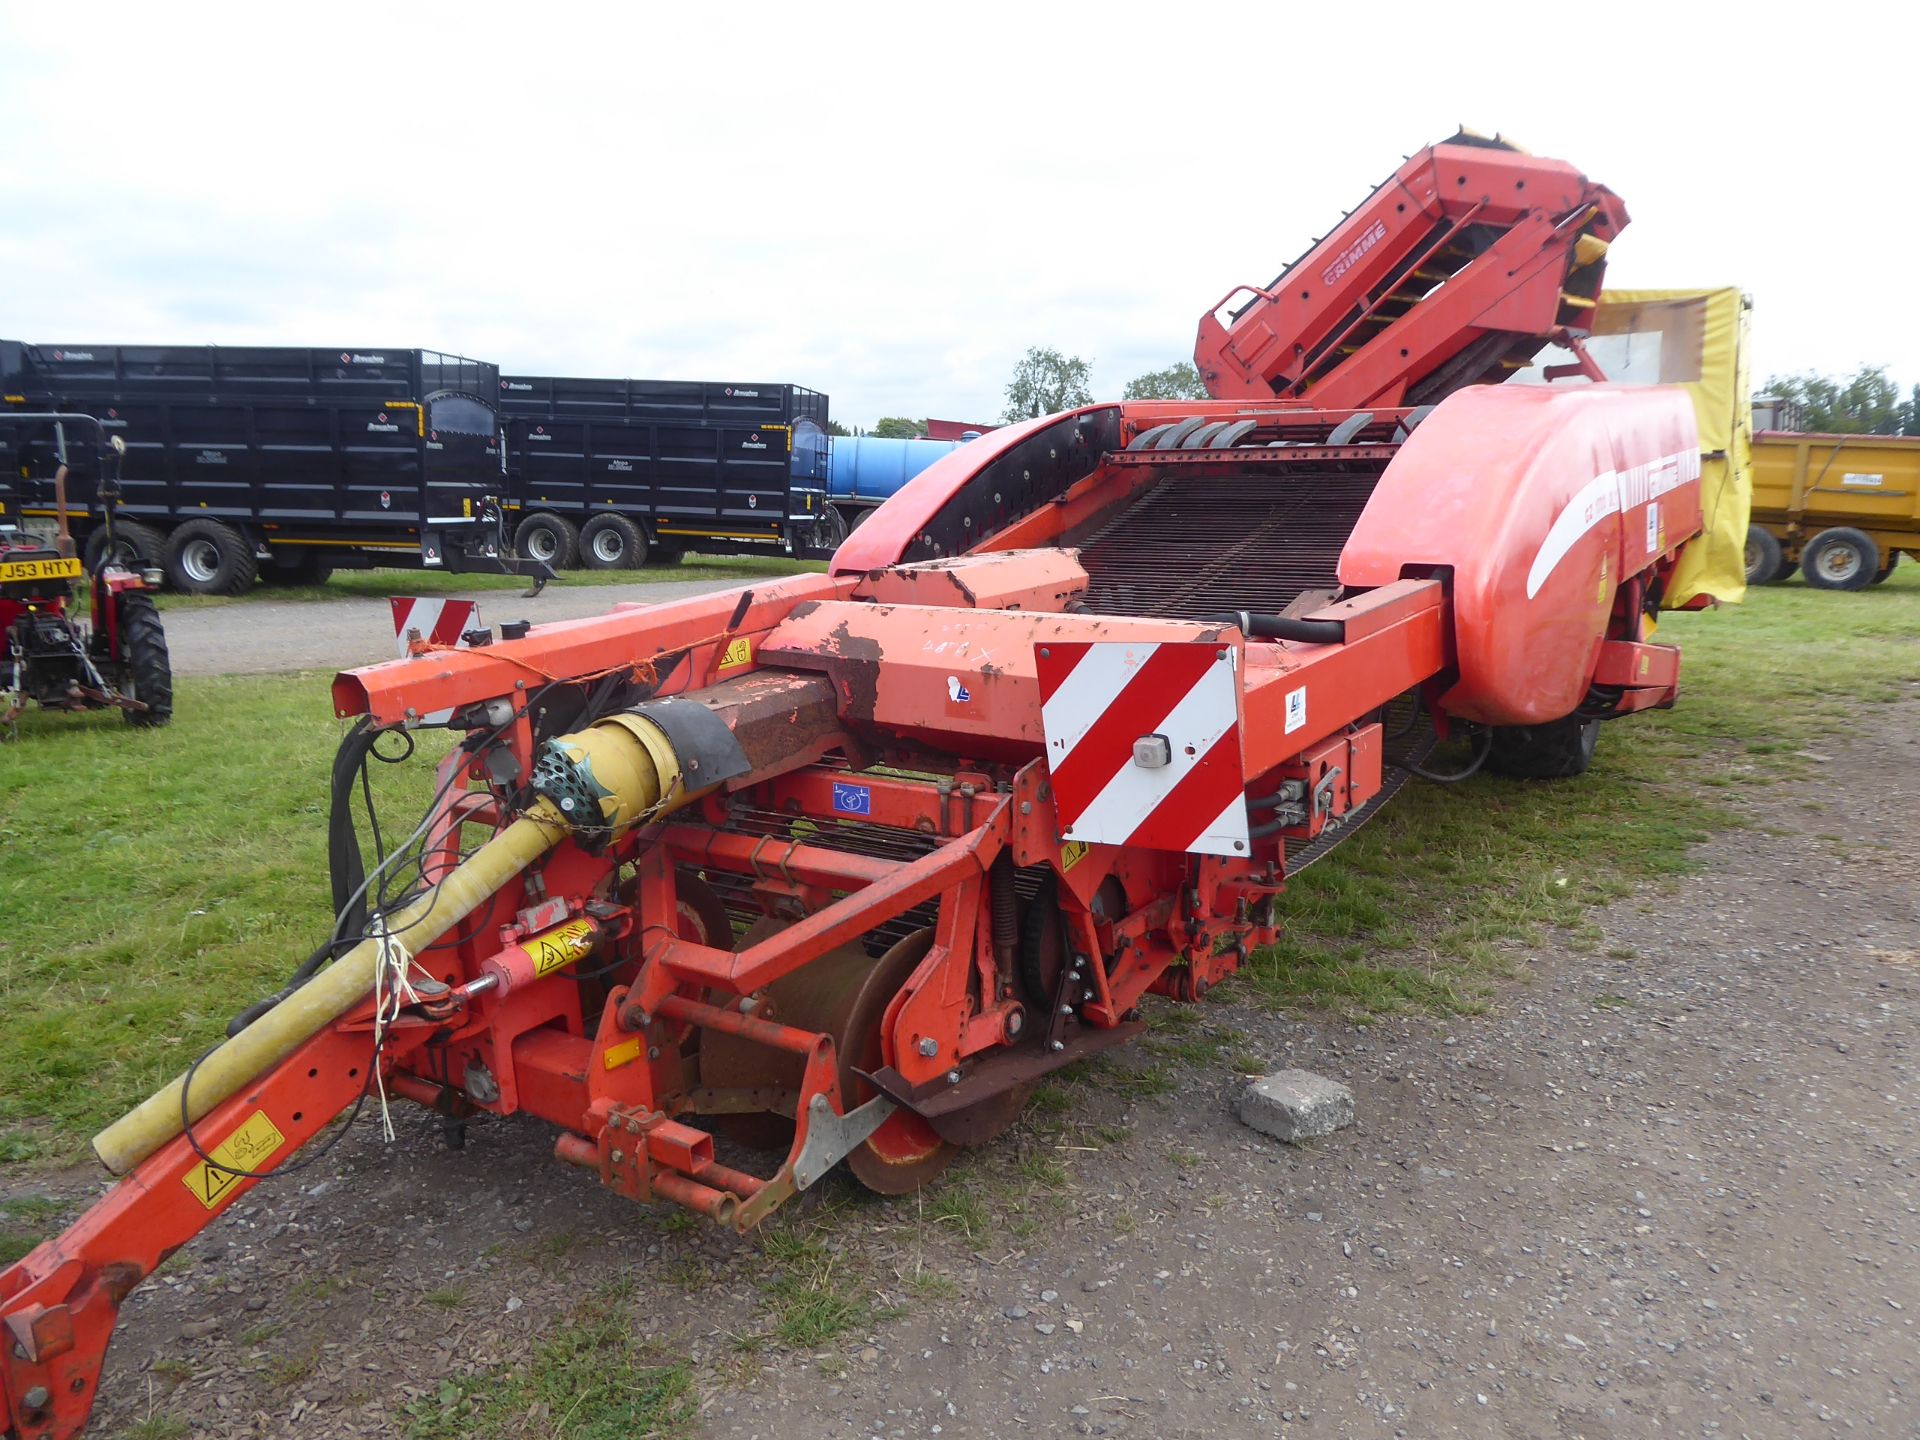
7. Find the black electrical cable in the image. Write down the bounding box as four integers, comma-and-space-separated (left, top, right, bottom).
178, 1031, 384, 1182
198, 666, 638, 1178
227, 676, 566, 1039
1407, 727, 1493, 784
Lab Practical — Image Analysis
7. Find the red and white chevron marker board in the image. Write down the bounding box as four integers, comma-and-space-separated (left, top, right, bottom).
1035, 639, 1249, 857
389, 597, 481, 725
389, 596, 480, 658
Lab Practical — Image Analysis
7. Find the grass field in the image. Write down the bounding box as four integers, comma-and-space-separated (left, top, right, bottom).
1, 567, 1916, 1176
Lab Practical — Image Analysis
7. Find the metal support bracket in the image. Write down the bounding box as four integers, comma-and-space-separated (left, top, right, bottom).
792, 1092, 897, 1190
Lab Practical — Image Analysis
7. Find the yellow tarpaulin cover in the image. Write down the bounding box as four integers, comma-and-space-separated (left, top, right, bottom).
1591, 288, 1753, 607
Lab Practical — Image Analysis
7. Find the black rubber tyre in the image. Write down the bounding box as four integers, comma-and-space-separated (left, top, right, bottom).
1801, 527, 1880, 592
116, 593, 173, 726
814, 503, 851, 555
1486, 714, 1600, 780
1744, 525, 1786, 585
579, 512, 648, 569
1870, 555, 1900, 585
260, 549, 334, 585
515, 511, 580, 570
84, 518, 164, 574
165, 518, 258, 595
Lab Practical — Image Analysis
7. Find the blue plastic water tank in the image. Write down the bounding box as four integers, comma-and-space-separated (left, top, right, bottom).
827, 436, 963, 503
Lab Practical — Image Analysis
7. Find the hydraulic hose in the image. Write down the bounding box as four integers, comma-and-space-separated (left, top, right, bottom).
93, 713, 697, 1177
1200, 610, 1345, 644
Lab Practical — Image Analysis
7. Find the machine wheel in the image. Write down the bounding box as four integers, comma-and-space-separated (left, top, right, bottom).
1744, 525, 1787, 585
1870, 555, 1901, 585
165, 518, 258, 595
698, 921, 961, 1193
579, 512, 648, 570
1801, 527, 1879, 592
116, 594, 173, 727
83, 518, 164, 574
515, 512, 580, 570
829, 928, 959, 1194
815, 504, 850, 554
260, 549, 333, 585
1486, 714, 1599, 780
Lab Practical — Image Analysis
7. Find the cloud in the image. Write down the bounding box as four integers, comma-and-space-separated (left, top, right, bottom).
2, 2, 1912, 427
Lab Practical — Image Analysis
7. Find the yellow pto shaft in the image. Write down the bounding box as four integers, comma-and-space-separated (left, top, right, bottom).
92, 716, 690, 1177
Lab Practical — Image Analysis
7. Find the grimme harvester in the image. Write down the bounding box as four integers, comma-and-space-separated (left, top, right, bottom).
2, 135, 1716, 1437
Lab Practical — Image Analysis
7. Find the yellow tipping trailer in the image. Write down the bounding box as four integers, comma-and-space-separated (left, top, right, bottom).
1746, 429, 1919, 588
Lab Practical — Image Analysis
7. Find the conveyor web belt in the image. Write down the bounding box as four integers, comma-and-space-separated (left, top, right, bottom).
1074, 468, 1382, 620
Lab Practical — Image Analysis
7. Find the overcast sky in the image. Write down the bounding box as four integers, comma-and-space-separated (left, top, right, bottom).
3, 3, 1911, 429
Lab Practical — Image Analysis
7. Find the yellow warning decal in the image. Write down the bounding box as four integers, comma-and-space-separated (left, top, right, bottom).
529, 918, 596, 977
718, 637, 753, 672
1060, 839, 1090, 872
604, 1037, 643, 1071
182, 1110, 287, 1211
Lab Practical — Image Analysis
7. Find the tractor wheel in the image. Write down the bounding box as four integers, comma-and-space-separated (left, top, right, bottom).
579, 512, 648, 570
1801, 527, 1880, 592
515, 512, 580, 570
1486, 714, 1600, 780
1870, 555, 1900, 585
117, 594, 173, 727
165, 518, 258, 595
84, 518, 164, 575
1744, 525, 1786, 585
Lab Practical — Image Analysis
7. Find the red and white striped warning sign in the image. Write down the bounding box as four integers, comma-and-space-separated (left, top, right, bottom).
389, 598, 482, 726
389, 597, 480, 657
1035, 640, 1248, 857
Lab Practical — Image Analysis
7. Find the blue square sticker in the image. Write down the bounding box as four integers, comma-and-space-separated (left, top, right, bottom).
832, 782, 872, 816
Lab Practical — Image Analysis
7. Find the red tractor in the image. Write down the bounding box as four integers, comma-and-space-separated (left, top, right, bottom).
0, 417, 172, 735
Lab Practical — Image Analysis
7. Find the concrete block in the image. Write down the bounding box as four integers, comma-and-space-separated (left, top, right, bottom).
1236, 1070, 1355, 1143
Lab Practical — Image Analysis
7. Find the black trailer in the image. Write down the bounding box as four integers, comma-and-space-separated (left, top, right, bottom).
0, 341, 538, 592
495, 375, 834, 567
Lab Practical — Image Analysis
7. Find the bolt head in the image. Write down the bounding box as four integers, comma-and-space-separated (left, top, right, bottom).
946, 1069, 961, 1084
917, 1036, 938, 1057
1060, 1004, 1074, 1015
610, 1149, 625, 1164
1050, 1040, 1065, 1052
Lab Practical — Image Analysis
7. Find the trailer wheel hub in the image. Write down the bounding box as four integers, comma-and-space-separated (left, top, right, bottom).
179, 538, 221, 584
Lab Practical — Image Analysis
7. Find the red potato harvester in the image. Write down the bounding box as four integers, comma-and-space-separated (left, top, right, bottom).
3, 133, 1722, 1437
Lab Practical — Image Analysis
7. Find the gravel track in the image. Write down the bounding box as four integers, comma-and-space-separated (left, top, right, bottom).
163, 577, 760, 677
13, 704, 1917, 1439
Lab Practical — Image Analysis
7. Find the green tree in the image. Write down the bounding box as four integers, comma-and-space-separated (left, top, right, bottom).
824, 419, 853, 438
870, 416, 926, 439
1001, 347, 1094, 423
1906, 384, 1920, 437
1122, 361, 1208, 401
1762, 365, 1904, 435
